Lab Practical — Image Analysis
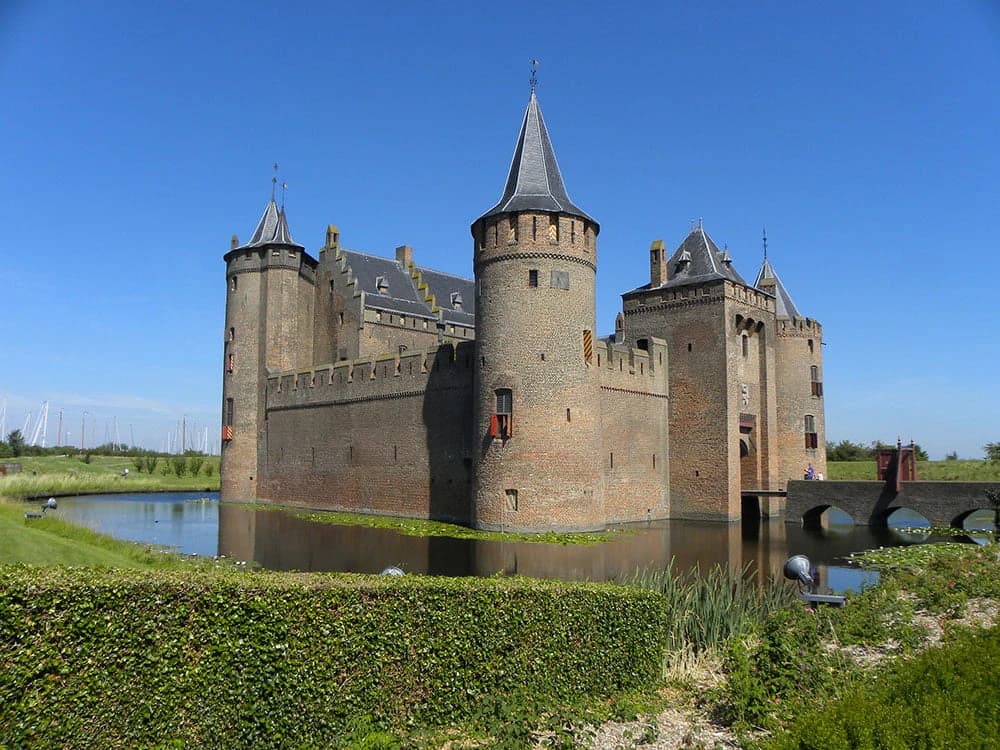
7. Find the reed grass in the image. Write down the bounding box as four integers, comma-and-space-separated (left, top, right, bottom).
628, 560, 798, 655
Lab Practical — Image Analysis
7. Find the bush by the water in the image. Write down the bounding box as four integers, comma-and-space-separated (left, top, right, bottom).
0, 567, 668, 748
761, 624, 1000, 750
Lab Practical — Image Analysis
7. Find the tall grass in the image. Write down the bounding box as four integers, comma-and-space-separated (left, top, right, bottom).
628, 560, 798, 654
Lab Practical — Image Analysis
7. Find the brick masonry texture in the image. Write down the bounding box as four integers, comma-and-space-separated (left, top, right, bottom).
220, 120, 825, 530
786, 480, 1000, 527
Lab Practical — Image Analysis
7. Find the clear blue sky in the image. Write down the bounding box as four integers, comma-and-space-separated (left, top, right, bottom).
2, 1, 998, 458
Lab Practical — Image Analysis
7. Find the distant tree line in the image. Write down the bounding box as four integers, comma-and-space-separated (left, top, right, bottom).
826, 439, 929, 462
0, 430, 212, 460
829, 440, 1000, 462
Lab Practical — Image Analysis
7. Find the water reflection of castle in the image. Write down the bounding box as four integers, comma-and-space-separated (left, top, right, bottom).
220, 89, 826, 531
218, 504, 823, 584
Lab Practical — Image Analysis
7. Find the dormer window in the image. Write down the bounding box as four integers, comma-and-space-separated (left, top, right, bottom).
450, 291, 463, 310
375, 276, 389, 294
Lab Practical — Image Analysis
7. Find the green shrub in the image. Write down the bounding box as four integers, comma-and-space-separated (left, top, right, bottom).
715, 606, 855, 731
187, 456, 204, 476
131, 455, 145, 473
144, 455, 159, 474
761, 625, 1000, 749
203, 461, 216, 477
170, 456, 187, 477
0, 568, 668, 748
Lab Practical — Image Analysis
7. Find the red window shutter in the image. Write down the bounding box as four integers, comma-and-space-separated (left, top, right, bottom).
489, 414, 499, 438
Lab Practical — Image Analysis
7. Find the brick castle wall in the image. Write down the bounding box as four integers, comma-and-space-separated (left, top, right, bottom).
257, 343, 473, 522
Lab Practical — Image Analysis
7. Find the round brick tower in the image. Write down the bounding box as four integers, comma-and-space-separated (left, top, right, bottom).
221, 196, 309, 501
471, 91, 604, 532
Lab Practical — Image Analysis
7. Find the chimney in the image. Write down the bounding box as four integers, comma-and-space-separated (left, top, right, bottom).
649, 239, 667, 287
396, 244, 413, 267
230, 235, 239, 250
325, 225, 340, 251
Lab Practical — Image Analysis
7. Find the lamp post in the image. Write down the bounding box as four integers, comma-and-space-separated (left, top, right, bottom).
81, 412, 88, 452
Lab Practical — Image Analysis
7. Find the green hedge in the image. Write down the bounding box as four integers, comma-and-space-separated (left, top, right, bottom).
0, 567, 667, 747
761, 624, 1000, 750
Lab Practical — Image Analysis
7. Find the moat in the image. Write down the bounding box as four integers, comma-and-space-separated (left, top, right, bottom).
54, 491, 996, 591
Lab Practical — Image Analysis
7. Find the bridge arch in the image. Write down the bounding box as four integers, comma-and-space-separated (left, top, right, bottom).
802, 504, 855, 530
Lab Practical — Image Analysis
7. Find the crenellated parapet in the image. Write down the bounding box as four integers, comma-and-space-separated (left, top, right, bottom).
776, 317, 823, 338
593, 337, 668, 397
225, 245, 317, 284
266, 341, 475, 411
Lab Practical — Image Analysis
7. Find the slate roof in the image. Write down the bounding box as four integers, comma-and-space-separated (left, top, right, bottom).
754, 258, 802, 319
238, 198, 303, 249
624, 226, 747, 295
477, 91, 595, 226
342, 250, 476, 327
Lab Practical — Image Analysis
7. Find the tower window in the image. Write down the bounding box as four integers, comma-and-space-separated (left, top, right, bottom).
226, 353, 234, 373
508, 217, 518, 243
528, 269, 538, 287
228, 327, 235, 342
808, 339, 814, 353
571, 221, 576, 244
505, 489, 518, 511
804, 414, 818, 449
548, 215, 559, 241
491, 388, 513, 439
339, 312, 345, 325
532, 216, 537, 241
811, 365, 823, 397
225, 398, 234, 426
230, 276, 238, 291
742, 334, 749, 357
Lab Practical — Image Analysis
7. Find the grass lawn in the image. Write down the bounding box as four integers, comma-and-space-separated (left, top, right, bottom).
827, 459, 1000, 481
0, 497, 234, 569
0, 453, 219, 498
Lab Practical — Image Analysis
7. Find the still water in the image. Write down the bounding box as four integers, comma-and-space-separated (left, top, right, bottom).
55, 492, 986, 592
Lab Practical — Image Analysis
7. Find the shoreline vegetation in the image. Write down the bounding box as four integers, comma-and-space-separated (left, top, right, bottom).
0, 453, 220, 499
3, 464, 1000, 747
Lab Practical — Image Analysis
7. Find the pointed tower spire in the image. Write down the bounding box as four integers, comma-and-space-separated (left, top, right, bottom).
238, 180, 303, 250
755, 256, 802, 319
476, 91, 595, 225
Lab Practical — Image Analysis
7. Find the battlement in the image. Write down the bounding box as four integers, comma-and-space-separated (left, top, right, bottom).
266, 340, 475, 410
776, 317, 823, 336
593, 336, 668, 394
226, 245, 317, 284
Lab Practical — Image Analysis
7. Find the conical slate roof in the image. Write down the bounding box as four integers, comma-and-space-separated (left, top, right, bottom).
477, 91, 595, 225
754, 258, 802, 319
238, 198, 303, 249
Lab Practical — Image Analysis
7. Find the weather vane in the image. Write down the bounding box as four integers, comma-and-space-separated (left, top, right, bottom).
281, 181, 288, 210
530, 59, 539, 93
271, 162, 279, 200
762, 227, 768, 260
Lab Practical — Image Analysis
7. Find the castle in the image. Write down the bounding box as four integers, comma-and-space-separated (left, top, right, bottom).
220, 90, 826, 531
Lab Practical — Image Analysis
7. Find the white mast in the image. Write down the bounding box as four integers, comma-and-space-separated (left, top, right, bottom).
28, 401, 49, 447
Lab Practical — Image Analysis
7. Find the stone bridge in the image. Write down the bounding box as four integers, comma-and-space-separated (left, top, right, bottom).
785, 480, 1000, 528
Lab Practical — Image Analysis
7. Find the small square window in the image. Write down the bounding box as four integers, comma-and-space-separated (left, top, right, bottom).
528, 269, 538, 288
